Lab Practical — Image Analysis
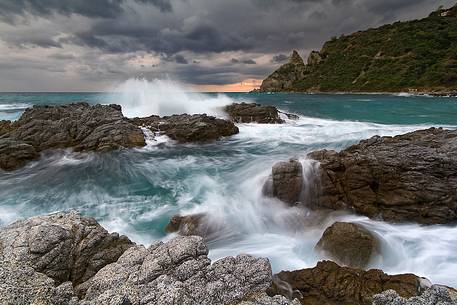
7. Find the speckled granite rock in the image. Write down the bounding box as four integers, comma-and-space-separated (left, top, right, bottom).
0, 211, 134, 288
373, 285, 457, 305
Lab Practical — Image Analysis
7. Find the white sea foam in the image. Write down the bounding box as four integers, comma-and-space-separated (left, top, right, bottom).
0, 103, 31, 111
110, 78, 234, 118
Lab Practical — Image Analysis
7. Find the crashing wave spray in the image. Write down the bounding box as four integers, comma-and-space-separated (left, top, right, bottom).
110, 78, 234, 118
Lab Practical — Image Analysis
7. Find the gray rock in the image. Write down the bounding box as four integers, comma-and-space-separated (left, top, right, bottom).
224, 102, 285, 124
1, 103, 146, 171
237, 293, 301, 305
80, 236, 283, 305
0, 260, 79, 305
309, 127, 457, 224
0, 211, 134, 291
131, 113, 239, 142
264, 159, 304, 204
315, 222, 379, 268
372, 285, 457, 305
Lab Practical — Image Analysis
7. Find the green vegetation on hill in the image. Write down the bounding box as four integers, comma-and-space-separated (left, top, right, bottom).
261, 5, 457, 93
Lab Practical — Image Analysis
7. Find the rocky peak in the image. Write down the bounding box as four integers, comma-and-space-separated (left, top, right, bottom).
290, 50, 304, 65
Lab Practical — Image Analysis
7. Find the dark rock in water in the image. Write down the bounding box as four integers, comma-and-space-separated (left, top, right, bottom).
315, 222, 378, 268
0, 103, 146, 171
308, 127, 457, 224
0, 138, 39, 170
132, 113, 239, 142
264, 159, 304, 204
259, 50, 307, 92
225, 102, 285, 124
268, 260, 424, 305
0, 211, 134, 290
373, 285, 457, 305
165, 213, 207, 235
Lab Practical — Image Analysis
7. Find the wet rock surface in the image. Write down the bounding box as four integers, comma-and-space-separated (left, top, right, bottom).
0, 211, 134, 288
268, 261, 424, 305
264, 159, 304, 204
373, 285, 457, 305
308, 127, 457, 224
315, 222, 379, 268
224, 102, 285, 124
0, 103, 146, 171
132, 113, 239, 142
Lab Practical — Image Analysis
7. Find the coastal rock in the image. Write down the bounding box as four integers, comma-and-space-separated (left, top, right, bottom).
0, 138, 39, 170
373, 285, 457, 305
264, 159, 304, 204
260, 50, 307, 92
315, 222, 378, 268
0, 261, 79, 305
0, 120, 12, 136
80, 236, 284, 305
308, 128, 457, 224
224, 102, 284, 124
268, 261, 424, 305
0, 211, 134, 288
0, 103, 146, 170
132, 113, 239, 142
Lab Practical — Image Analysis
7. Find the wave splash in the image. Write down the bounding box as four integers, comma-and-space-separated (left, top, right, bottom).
111, 78, 234, 118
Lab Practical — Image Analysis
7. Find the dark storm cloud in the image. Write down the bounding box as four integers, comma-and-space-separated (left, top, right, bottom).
0, 0, 172, 23
272, 54, 289, 63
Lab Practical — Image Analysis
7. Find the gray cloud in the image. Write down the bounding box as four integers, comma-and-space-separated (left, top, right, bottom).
0, 0, 455, 90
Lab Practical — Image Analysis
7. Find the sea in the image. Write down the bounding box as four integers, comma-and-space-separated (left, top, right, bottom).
1, 79, 456, 286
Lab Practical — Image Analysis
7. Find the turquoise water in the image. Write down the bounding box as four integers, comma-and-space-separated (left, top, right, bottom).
1, 89, 457, 286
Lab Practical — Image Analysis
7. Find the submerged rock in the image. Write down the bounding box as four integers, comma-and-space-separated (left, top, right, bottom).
0, 211, 134, 289
0, 103, 146, 171
224, 102, 284, 124
308, 127, 457, 224
264, 159, 304, 204
132, 113, 239, 142
315, 222, 379, 268
373, 285, 457, 305
268, 260, 424, 305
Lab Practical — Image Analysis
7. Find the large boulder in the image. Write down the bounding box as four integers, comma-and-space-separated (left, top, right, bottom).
260, 50, 307, 92
0, 103, 146, 171
0, 211, 134, 289
79, 235, 296, 305
132, 113, 239, 142
315, 222, 379, 268
0, 138, 39, 170
373, 285, 457, 305
224, 102, 284, 124
268, 261, 425, 305
264, 159, 304, 204
308, 128, 457, 224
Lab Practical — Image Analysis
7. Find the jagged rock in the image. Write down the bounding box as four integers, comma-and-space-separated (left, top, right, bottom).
315, 222, 379, 268
268, 261, 424, 305
0, 138, 39, 170
308, 128, 457, 224
0, 211, 134, 290
0, 103, 146, 171
260, 50, 307, 92
224, 102, 284, 124
79, 236, 290, 305
132, 113, 239, 142
307, 51, 323, 66
0, 120, 12, 136
238, 293, 301, 305
373, 285, 457, 305
264, 159, 304, 204
0, 261, 79, 305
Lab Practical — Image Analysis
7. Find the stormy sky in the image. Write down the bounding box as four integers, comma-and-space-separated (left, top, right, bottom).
0, 0, 454, 91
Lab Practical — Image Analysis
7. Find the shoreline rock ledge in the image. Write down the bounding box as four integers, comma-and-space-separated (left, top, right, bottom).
0, 211, 299, 305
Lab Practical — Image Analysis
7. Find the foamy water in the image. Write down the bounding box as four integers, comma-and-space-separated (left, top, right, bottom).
0, 84, 456, 287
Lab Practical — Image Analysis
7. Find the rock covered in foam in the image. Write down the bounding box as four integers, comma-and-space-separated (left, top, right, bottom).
308, 127, 457, 224
131, 113, 239, 142
373, 285, 457, 305
0, 211, 134, 290
315, 222, 379, 268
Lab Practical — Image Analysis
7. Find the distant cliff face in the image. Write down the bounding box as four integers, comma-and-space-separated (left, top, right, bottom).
259, 5, 457, 93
